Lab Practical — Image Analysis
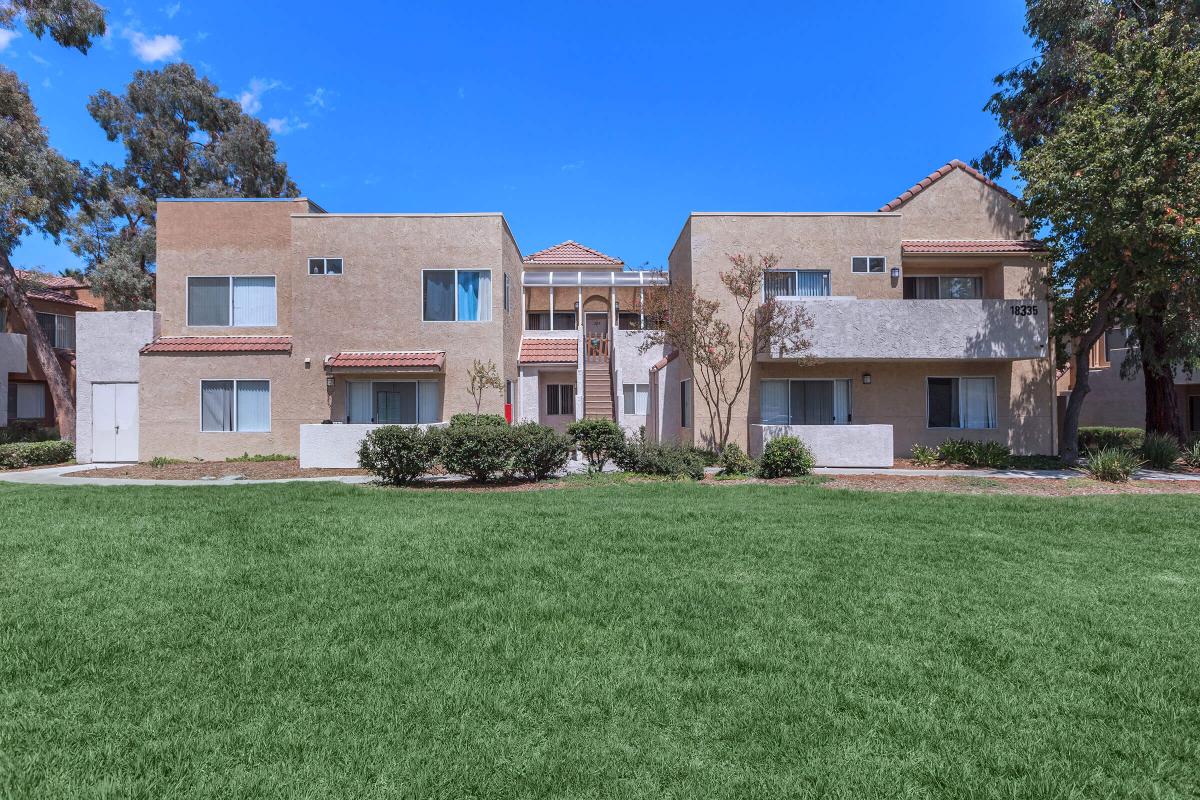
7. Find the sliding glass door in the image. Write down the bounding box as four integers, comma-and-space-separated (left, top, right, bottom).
761, 379, 852, 425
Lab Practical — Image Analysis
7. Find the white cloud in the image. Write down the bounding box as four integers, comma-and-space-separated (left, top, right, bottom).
28, 51, 49, 66
306, 87, 331, 109
561, 160, 585, 172
124, 30, 183, 62
0, 29, 20, 52
238, 77, 281, 114
266, 116, 308, 135
163, 2, 181, 18
196, 30, 209, 41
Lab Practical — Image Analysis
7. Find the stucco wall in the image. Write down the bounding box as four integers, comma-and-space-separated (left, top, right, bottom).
75, 311, 159, 462
299, 422, 448, 468
895, 167, 1028, 240
613, 331, 664, 435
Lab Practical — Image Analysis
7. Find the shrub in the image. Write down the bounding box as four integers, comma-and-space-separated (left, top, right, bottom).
687, 445, 720, 467
439, 423, 515, 482
1139, 432, 1181, 471
149, 456, 185, 468
971, 441, 1013, 469
0, 421, 58, 444
910, 444, 938, 467
1081, 447, 1142, 483
1183, 439, 1200, 469
935, 438, 975, 466
1078, 426, 1143, 452
567, 418, 625, 472
718, 442, 754, 475
509, 423, 572, 481
226, 452, 294, 462
757, 435, 815, 478
449, 413, 507, 428
357, 426, 442, 485
615, 434, 707, 479
0, 439, 74, 469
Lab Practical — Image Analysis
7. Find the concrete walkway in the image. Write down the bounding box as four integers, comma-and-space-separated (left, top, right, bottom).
2, 462, 1199, 487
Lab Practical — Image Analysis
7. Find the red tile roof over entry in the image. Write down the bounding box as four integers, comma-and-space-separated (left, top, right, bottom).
522, 240, 624, 266
519, 337, 578, 364
326, 351, 446, 369
901, 240, 1045, 254
141, 336, 293, 353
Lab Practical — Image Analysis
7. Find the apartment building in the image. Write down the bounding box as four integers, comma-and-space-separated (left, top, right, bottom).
75, 159, 1057, 467
1, 271, 100, 430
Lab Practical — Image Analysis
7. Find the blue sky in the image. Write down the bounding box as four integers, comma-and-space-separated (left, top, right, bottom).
1, 0, 1035, 272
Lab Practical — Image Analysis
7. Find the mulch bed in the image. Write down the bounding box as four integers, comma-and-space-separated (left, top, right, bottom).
818, 474, 1200, 496
68, 460, 369, 481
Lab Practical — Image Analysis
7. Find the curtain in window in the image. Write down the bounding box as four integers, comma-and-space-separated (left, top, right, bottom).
417, 381, 440, 423
927, 378, 960, 427
56, 315, 76, 350
941, 276, 982, 299
232, 277, 277, 326
424, 271, 455, 321
832, 379, 851, 424
375, 382, 417, 424
201, 380, 234, 431
457, 271, 481, 321
795, 271, 830, 297
236, 380, 270, 432
476, 271, 491, 321
903, 277, 940, 299
764, 271, 797, 300
527, 313, 549, 330
348, 382, 372, 423
960, 377, 996, 429
36, 313, 56, 344
760, 380, 790, 424
188, 277, 231, 326
11, 383, 46, 419
801, 381, 834, 425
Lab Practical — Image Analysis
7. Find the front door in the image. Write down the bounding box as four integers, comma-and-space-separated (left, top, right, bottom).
92, 382, 139, 462
585, 312, 608, 339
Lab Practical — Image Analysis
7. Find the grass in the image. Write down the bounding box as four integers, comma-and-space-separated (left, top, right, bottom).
224, 452, 295, 463
1, 482, 1198, 798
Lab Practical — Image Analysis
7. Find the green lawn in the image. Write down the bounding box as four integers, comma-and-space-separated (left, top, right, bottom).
1, 481, 1198, 799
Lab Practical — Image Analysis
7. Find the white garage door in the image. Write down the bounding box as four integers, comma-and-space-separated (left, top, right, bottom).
92, 383, 138, 462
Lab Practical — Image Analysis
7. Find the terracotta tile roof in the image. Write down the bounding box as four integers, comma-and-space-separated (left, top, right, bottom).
650, 349, 679, 372
879, 159, 1019, 212
326, 351, 446, 369
519, 337, 578, 364
141, 336, 293, 354
902, 239, 1046, 254
14, 269, 96, 309
522, 240, 624, 266
15, 269, 88, 290
25, 288, 96, 309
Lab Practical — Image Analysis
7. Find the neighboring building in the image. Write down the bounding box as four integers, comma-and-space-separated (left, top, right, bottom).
1056, 334, 1200, 436
1, 271, 100, 430
76, 159, 1058, 467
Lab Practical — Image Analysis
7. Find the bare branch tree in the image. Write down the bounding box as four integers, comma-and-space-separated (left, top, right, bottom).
466, 358, 503, 415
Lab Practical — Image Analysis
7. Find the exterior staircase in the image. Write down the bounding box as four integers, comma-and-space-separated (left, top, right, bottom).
583, 335, 615, 420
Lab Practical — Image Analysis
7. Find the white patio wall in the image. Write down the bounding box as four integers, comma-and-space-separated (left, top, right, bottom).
299, 422, 449, 468
750, 423, 894, 468
75, 311, 160, 462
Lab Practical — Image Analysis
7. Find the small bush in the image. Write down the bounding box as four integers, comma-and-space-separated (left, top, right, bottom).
935, 438, 976, 466
449, 413, 507, 428
509, 423, 572, 481
971, 441, 1013, 469
0, 422, 58, 444
149, 456, 185, 468
718, 442, 754, 475
357, 426, 442, 485
226, 452, 294, 463
0, 439, 74, 469
686, 445, 720, 467
615, 433, 707, 479
1078, 426, 1143, 452
567, 418, 625, 472
439, 424, 515, 482
910, 444, 938, 467
1183, 440, 1200, 469
757, 435, 815, 478
1140, 432, 1181, 471
1081, 447, 1142, 483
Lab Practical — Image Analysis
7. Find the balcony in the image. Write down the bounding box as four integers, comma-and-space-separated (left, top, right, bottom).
764, 298, 1048, 361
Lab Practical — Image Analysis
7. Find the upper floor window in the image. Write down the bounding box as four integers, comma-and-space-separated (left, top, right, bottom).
903, 276, 982, 300
423, 269, 492, 322
764, 270, 830, 300
852, 256, 886, 274
309, 258, 342, 275
36, 312, 76, 350
187, 276, 277, 327
528, 311, 576, 331
503, 273, 510, 311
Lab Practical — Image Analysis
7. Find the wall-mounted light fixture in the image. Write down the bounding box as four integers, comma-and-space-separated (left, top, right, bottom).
325, 375, 335, 389
862, 373, 872, 385
890, 267, 901, 280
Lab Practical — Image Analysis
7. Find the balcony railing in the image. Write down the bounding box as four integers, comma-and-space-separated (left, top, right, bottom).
522, 270, 669, 287
764, 298, 1048, 361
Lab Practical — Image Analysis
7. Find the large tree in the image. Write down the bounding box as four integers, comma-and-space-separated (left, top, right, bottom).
980, 0, 1200, 444
1, 0, 106, 440
70, 63, 301, 309
1019, 15, 1200, 460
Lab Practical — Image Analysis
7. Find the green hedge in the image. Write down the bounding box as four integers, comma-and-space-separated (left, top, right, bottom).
1078, 427, 1143, 452
0, 440, 74, 469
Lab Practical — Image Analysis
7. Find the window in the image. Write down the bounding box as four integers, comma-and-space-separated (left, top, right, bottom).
527, 311, 576, 331
760, 379, 852, 425
903, 276, 982, 299
35, 312, 76, 350
617, 312, 642, 330
505, 380, 513, 406
764, 270, 831, 300
308, 257, 343, 275
623, 383, 649, 415
545, 384, 575, 416
503, 274, 510, 311
200, 380, 270, 432
187, 276, 277, 326
346, 380, 439, 424
852, 256, 886, 274
0, 304, 7, 331
8, 382, 47, 420
927, 377, 996, 429
680, 379, 692, 428
423, 269, 492, 322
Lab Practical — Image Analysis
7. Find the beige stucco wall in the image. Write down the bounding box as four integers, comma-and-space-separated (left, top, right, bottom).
896, 167, 1028, 240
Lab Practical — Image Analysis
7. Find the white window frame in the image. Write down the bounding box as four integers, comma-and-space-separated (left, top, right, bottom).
420, 268, 493, 323
185, 275, 278, 327
308, 257, 343, 276
622, 383, 649, 416
199, 379, 272, 433
925, 376, 997, 430
904, 274, 984, 300
762, 269, 831, 301
345, 379, 440, 424
851, 256, 887, 274
759, 378, 853, 425
545, 383, 575, 417
35, 311, 76, 350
